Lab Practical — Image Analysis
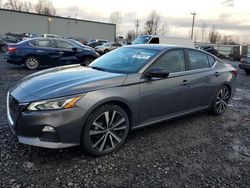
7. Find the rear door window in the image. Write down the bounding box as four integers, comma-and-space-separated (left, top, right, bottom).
207, 55, 215, 67
56, 40, 73, 49
37, 40, 50, 48
188, 50, 210, 70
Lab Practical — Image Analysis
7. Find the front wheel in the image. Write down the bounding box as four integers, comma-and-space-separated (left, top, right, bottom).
210, 85, 231, 115
25, 56, 39, 70
245, 70, 250, 75
82, 104, 130, 156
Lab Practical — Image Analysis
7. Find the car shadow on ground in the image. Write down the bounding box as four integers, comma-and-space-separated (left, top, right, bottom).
4, 110, 213, 160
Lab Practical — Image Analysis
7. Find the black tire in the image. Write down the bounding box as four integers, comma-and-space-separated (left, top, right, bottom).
104, 49, 109, 54
83, 56, 94, 66
82, 104, 130, 156
1, 45, 7, 53
245, 70, 250, 75
210, 85, 231, 115
25, 56, 39, 70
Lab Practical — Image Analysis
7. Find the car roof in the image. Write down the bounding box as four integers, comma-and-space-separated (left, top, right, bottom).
126, 44, 195, 51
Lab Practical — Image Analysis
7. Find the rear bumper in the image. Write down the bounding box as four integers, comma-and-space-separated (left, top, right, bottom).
239, 63, 250, 70
5, 54, 23, 65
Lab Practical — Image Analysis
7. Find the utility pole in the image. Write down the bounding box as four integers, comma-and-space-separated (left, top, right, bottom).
135, 19, 140, 37
191, 12, 197, 40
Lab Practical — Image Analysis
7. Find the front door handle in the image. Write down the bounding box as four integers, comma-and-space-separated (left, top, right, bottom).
58, 51, 64, 54
181, 80, 190, 85
213, 72, 220, 77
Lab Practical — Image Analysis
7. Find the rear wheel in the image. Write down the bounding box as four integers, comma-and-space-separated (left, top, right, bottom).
104, 49, 109, 54
210, 85, 230, 115
25, 56, 39, 70
82, 104, 130, 156
245, 70, 250, 75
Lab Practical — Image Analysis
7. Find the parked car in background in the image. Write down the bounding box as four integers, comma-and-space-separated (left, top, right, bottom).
0, 39, 8, 52
95, 42, 122, 54
42, 34, 63, 39
0, 35, 20, 52
0, 35, 20, 43
87, 40, 108, 48
132, 35, 194, 48
6, 45, 237, 155
5, 37, 99, 69
68, 37, 88, 45
68, 39, 95, 52
198, 45, 219, 57
239, 55, 250, 74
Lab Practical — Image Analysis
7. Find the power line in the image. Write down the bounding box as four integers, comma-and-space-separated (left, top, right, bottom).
191, 12, 197, 40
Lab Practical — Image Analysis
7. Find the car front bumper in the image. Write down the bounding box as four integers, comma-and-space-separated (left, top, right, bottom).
7, 92, 85, 149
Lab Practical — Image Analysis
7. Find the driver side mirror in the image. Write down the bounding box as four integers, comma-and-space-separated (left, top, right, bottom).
146, 68, 169, 78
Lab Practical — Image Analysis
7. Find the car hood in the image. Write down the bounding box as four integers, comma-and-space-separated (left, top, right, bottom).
11, 65, 127, 102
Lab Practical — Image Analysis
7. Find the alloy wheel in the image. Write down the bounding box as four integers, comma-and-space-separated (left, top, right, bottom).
215, 87, 230, 114
25, 57, 39, 70
89, 110, 128, 152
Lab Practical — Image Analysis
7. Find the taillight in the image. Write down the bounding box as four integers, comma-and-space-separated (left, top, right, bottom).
232, 69, 238, 76
8, 47, 17, 52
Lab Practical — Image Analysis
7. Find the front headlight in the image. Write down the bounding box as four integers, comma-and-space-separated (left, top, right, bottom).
27, 96, 81, 111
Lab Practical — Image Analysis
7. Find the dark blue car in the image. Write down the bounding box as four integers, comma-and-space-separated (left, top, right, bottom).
5, 37, 99, 69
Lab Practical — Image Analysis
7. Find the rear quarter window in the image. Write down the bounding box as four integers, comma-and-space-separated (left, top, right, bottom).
207, 55, 215, 67
188, 50, 210, 70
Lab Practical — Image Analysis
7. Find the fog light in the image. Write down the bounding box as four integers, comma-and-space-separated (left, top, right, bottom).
42, 126, 55, 132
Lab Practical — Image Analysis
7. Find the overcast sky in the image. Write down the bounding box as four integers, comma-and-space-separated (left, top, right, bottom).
9, 0, 250, 42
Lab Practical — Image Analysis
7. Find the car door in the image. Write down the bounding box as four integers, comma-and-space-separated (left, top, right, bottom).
32, 39, 60, 65
184, 49, 219, 109
55, 40, 78, 65
139, 49, 191, 124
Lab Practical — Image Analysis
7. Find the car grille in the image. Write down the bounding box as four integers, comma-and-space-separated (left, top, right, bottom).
8, 93, 20, 126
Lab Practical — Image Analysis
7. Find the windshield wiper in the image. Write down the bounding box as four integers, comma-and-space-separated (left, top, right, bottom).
88, 66, 106, 72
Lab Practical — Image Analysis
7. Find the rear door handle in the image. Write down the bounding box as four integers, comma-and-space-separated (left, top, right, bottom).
36, 50, 44, 53
181, 80, 190, 85
213, 72, 220, 77
58, 51, 64, 54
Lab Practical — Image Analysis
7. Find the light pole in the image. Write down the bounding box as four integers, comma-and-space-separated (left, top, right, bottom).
191, 12, 197, 40
48, 17, 52, 34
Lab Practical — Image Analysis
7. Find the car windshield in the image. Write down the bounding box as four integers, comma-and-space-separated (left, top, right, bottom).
89, 47, 158, 74
132, 36, 151, 44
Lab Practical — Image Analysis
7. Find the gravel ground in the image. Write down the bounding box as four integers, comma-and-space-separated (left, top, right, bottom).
0, 55, 250, 188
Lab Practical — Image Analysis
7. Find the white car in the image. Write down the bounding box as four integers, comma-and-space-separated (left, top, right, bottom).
42, 34, 63, 39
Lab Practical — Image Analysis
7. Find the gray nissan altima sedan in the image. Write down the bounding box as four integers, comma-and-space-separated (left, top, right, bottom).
7, 44, 237, 155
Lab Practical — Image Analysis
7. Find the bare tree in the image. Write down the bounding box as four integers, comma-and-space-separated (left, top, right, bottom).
35, 0, 56, 16
110, 11, 122, 35
144, 10, 160, 35
22, 1, 33, 12
3, 0, 33, 12
144, 10, 169, 36
221, 35, 238, 45
208, 26, 221, 44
